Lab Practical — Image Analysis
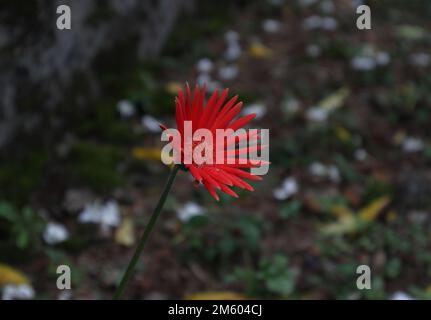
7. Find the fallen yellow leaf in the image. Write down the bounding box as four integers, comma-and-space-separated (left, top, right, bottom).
248, 42, 272, 59
115, 217, 136, 247
166, 82, 183, 95
386, 210, 397, 222
393, 130, 406, 145
319, 87, 349, 112
0, 263, 29, 287
321, 196, 391, 235
132, 147, 161, 161
335, 126, 352, 143
358, 196, 390, 223
330, 205, 354, 219
320, 215, 357, 235
132, 147, 174, 167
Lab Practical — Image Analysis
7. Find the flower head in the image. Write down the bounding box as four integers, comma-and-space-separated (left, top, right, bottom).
160, 83, 267, 201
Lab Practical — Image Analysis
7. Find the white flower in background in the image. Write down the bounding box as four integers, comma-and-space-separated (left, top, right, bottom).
309, 162, 328, 177
241, 103, 267, 120
306, 44, 321, 57
299, 0, 317, 7
43, 222, 69, 245
303, 15, 322, 30
320, 0, 335, 14
410, 52, 430, 67
196, 75, 221, 92
390, 291, 414, 300
309, 163, 341, 183
303, 16, 337, 31
262, 19, 282, 33
78, 200, 121, 228
306, 106, 328, 123
224, 43, 242, 61
328, 165, 340, 183
351, 56, 376, 71
63, 188, 94, 213
375, 52, 390, 65
354, 148, 368, 161
321, 17, 338, 30
273, 177, 299, 200
197, 73, 211, 86
282, 97, 300, 114
224, 30, 242, 61
225, 30, 239, 43
2, 284, 35, 300
177, 202, 206, 222
116, 100, 135, 118
141, 115, 161, 133
196, 58, 214, 73
218, 65, 239, 80
352, 47, 391, 71
402, 137, 424, 153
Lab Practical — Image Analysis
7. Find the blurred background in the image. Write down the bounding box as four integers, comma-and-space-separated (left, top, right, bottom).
1, 0, 431, 300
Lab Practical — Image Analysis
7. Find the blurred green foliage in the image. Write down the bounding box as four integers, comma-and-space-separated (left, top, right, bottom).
227, 254, 297, 298
0, 201, 45, 260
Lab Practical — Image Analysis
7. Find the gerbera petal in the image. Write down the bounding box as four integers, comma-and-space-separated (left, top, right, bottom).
191, 85, 201, 124
206, 168, 233, 186
220, 184, 239, 198
210, 95, 239, 127
195, 83, 206, 123
202, 180, 220, 201
225, 144, 266, 157
218, 169, 255, 191
178, 90, 186, 116
219, 160, 269, 168
220, 166, 263, 181
225, 131, 259, 148
227, 113, 256, 131
206, 88, 229, 128
188, 165, 203, 182
211, 101, 243, 131
199, 89, 219, 128
199, 168, 221, 190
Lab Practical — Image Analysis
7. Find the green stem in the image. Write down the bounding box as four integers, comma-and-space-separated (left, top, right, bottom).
113, 165, 180, 299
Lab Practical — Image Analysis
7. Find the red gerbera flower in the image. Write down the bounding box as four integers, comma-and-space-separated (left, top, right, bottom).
160, 83, 267, 201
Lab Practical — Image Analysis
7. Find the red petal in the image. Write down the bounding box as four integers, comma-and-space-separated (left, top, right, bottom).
188, 165, 203, 182
206, 88, 229, 128
206, 168, 233, 186
220, 166, 262, 181
191, 85, 201, 124
220, 184, 239, 198
199, 168, 221, 189
225, 144, 265, 157
202, 180, 220, 201
211, 101, 243, 131
225, 131, 259, 148
227, 113, 256, 131
221, 170, 254, 191
198, 89, 219, 128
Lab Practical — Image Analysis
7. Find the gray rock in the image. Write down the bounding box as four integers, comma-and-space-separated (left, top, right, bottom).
0, 0, 193, 149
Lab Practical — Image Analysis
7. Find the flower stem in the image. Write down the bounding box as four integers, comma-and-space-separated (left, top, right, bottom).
113, 164, 180, 299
